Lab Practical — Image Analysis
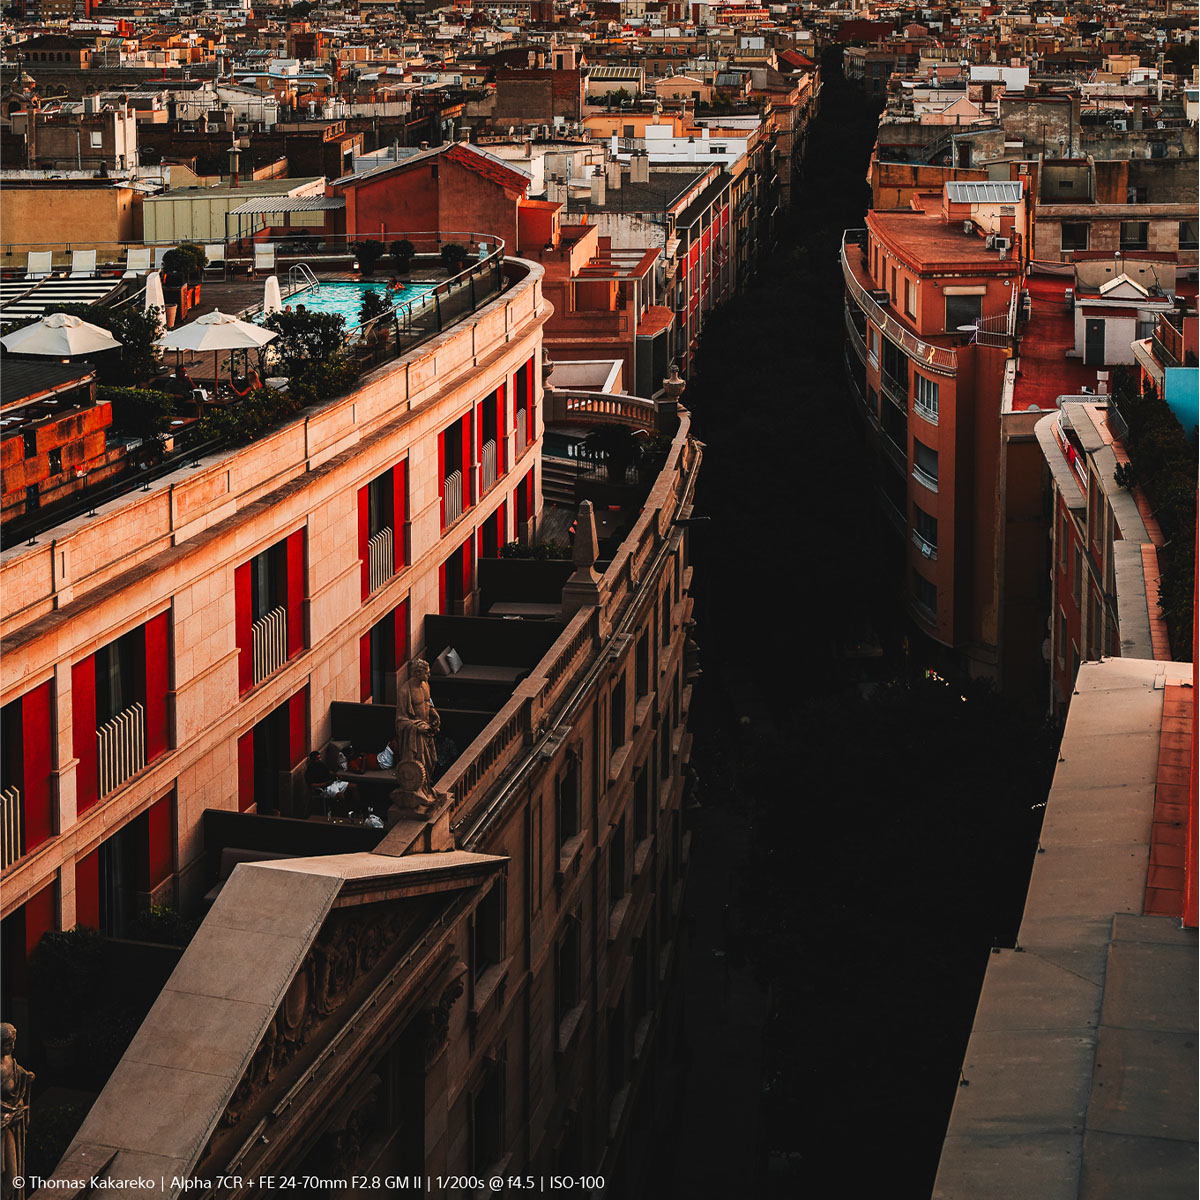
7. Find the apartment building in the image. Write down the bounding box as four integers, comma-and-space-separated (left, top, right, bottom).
3, 240, 701, 1188
842, 180, 1025, 679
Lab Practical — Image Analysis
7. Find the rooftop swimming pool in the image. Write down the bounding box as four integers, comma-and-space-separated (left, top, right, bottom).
272, 279, 437, 325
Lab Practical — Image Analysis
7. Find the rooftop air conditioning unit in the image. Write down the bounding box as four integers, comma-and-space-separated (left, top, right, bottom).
962, 220, 973, 235
1064, 288, 1074, 310
993, 236, 1011, 251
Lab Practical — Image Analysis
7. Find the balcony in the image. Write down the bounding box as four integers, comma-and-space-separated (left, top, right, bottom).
1, 786, 23, 870
841, 231, 957, 378
444, 470, 464, 527
844, 307, 867, 362
912, 464, 939, 493
881, 371, 908, 410
913, 399, 939, 426
97, 702, 147, 798
883, 433, 907, 473
912, 530, 938, 561
515, 418, 529, 458
481, 439, 498, 492
367, 527, 395, 594
252, 607, 288, 686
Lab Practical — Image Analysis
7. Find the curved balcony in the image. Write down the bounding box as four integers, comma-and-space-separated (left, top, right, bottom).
841, 231, 957, 378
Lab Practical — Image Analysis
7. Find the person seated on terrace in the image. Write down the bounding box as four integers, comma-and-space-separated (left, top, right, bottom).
166, 366, 195, 397
229, 367, 262, 399
305, 749, 358, 818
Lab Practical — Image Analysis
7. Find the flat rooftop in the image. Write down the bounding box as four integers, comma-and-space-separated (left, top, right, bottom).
1011, 274, 1097, 412
869, 206, 1021, 274
934, 657, 1197, 1200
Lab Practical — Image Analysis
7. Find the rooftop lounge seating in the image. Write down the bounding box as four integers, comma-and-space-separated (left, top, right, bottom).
0, 277, 120, 322
25, 251, 53, 280
122, 247, 153, 278
69, 250, 98, 278
204, 244, 226, 280
254, 243, 277, 276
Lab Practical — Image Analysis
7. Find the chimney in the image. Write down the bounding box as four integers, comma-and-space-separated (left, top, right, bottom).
590, 165, 606, 207
1096, 370, 1110, 396
229, 145, 240, 187
607, 159, 621, 189
630, 150, 650, 183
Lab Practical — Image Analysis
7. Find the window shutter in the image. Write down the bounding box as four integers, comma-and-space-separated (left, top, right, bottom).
235, 561, 252, 695
463, 536, 474, 601
285, 530, 305, 659
288, 688, 308, 768
395, 599, 409, 670
526, 357, 535, 444
144, 611, 170, 761
72, 655, 98, 814
21, 681, 53, 854
360, 632, 371, 702
76, 847, 100, 930
439, 559, 448, 615
462, 412, 473, 507
438, 429, 446, 527
237, 730, 255, 812
496, 500, 507, 553
393, 460, 407, 569
497, 385, 507, 473
358, 484, 370, 600
144, 794, 173, 892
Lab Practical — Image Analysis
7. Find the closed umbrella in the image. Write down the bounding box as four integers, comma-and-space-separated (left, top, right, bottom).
263, 275, 283, 316
144, 269, 165, 316
1, 312, 122, 358
157, 310, 277, 407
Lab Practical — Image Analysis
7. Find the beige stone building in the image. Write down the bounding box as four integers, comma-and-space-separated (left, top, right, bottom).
3, 251, 700, 1189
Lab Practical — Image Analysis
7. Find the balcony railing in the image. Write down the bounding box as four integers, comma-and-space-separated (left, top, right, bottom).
844, 306, 867, 362
881, 371, 908, 410
97, 702, 146, 798
1, 787, 22, 870
444, 470, 464, 526
912, 464, 939, 493
368, 526, 395, 594
515, 416, 529, 457
883, 432, 908, 472
841, 231, 957, 377
252, 606, 288, 685
481, 439, 498, 492
912, 530, 938, 561
913, 398, 939, 425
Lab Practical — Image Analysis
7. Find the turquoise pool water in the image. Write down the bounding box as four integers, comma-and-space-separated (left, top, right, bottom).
276, 280, 436, 325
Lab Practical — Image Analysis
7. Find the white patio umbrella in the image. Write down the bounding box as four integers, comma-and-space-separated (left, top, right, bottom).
1, 312, 122, 358
156, 310, 277, 404
144, 269, 165, 316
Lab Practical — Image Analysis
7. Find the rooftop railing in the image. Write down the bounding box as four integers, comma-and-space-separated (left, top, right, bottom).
443, 411, 700, 843
841, 230, 958, 377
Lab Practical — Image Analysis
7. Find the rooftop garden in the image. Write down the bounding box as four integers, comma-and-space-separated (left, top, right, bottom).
1111, 366, 1196, 660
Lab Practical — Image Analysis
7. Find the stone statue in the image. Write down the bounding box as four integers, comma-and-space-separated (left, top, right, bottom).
393, 659, 441, 808
1, 1024, 33, 1200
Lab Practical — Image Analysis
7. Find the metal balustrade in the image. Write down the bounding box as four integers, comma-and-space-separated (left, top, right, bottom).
842, 232, 958, 377
481, 440, 498, 492
97, 703, 146, 798
252, 606, 289, 685
368, 527, 395, 593
912, 464, 939, 493
515, 418, 529, 457
912, 530, 939, 561
444, 471, 464, 526
1, 787, 22, 870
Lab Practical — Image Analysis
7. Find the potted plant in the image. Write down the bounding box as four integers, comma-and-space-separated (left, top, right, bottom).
178, 243, 208, 305
358, 289, 393, 349
389, 239, 415, 276
582, 423, 642, 484
353, 239, 385, 277
440, 242, 469, 274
